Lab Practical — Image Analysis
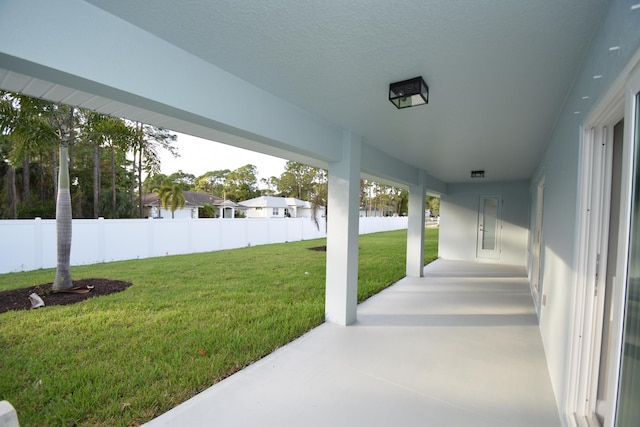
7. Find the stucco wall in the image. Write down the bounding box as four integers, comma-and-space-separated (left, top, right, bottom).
531, 0, 640, 414
439, 180, 530, 266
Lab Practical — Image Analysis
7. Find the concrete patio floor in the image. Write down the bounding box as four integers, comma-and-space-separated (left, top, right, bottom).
145, 259, 560, 427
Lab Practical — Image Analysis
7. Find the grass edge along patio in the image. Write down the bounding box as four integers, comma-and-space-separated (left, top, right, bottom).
0, 228, 438, 426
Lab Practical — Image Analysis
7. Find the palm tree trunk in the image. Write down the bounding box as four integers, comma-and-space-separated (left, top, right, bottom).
39, 150, 45, 200
53, 143, 73, 291
130, 146, 137, 205
52, 147, 58, 199
93, 141, 100, 218
7, 164, 17, 219
22, 155, 30, 205
137, 122, 145, 218
138, 149, 143, 217
111, 149, 116, 215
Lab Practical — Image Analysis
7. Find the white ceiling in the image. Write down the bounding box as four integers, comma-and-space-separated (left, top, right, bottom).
80, 1, 607, 183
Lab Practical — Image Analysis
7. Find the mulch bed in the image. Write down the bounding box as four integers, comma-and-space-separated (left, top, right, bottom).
308, 245, 327, 251
0, 278, 132, 314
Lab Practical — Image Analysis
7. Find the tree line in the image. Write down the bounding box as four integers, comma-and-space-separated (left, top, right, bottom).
142, 164, 436, 219
1, 91, 439, 220
0, 91, 176, 219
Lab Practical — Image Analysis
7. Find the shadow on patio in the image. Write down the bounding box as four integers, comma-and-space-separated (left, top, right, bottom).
145, 259, 560, 427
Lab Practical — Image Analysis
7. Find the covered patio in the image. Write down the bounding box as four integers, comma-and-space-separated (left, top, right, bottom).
2, 1, 640, 424
145, 259, 559, 427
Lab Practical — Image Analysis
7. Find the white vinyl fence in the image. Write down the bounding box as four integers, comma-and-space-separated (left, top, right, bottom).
0, 216, 408, 274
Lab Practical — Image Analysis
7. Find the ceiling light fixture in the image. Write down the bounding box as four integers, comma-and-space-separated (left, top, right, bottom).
471, 170, 485, 178
389, 77, 429, 109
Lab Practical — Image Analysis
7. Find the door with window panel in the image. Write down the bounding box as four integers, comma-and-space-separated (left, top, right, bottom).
477, 195, 501, 260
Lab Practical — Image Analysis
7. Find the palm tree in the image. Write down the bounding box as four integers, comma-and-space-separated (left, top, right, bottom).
0, 92, 74, 289
131, 123, 177, 217
53, 120, 73, 290
155, 184, 186, 219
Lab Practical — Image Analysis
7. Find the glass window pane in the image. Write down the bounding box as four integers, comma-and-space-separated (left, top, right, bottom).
617, 93, 640, 426
482, 198, 498, 250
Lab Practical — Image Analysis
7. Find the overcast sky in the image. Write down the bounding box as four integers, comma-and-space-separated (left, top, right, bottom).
159, 133, 289, 182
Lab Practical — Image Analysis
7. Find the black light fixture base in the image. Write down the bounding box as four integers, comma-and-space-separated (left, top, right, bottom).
389, 77, 429, 109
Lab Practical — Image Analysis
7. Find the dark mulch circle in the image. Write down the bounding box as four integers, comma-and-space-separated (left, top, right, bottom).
308, 245, 327, 251
0, 278, 132, 314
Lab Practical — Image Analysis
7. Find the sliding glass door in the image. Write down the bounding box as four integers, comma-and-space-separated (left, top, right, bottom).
616, 92, 640, 426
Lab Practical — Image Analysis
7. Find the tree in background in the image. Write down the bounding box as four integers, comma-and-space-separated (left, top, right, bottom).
223, 164, 259, 201
131, 123, 178, 217
193, 169, 230, 197
198, 203, 217, 218
0, 134, 12, 217
166, 170, 195, 191
267, 161, 327, 229
274, 161, 319, 200
0, 92, 23, 219
154, 184, 186, 219
143, 173, 171, 195
1, 91, 177, 220
360, 179, 408, 217
83, 113, 137, 218
2, 92, 418, 223
309, 168, 328, 230
0, 92, 59, 218
426, 196, 440, 217
259, 176, 279, 196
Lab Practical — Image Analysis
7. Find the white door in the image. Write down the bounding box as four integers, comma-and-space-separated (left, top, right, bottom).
477, 195, 501, 260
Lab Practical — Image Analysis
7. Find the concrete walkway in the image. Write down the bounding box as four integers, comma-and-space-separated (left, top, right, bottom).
145, 259, 560, 427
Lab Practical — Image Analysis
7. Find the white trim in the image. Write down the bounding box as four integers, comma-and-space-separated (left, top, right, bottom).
566, 47, 640, 427
611, 61, 640, 427
567, 125, 603, 422
591, 126, 614, 423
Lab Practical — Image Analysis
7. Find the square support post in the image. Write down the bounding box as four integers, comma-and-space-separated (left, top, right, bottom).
325, 130, 361, 326
406, 170, 426, 277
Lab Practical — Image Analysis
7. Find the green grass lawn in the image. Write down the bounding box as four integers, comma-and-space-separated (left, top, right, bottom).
0, 228, 438, 426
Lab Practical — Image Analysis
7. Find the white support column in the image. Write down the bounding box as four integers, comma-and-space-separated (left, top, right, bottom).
406, 170, 426, 277
325, 130, 361, 326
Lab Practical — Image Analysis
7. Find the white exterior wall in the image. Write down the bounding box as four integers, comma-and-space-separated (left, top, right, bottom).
244, 206, 321, 219
0, 216, 408, 274
245, 207, 268, 218
529, 0, 640, 415
148, 205, 198, 219
244, 207, 284, 218
439, 181, 530, 266
161, 207, 197, 219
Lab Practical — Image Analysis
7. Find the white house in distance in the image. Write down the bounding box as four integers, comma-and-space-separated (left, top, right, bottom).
141, 191, 238, 219
239, 196, 324, 219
